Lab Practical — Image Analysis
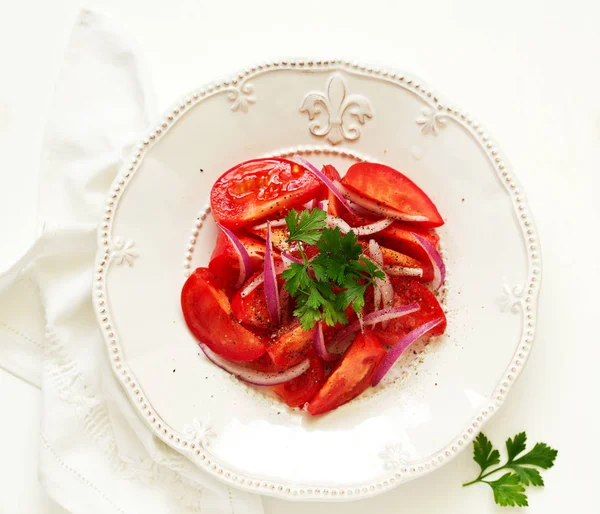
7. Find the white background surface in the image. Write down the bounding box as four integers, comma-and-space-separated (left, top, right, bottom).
1, 0, 599, 512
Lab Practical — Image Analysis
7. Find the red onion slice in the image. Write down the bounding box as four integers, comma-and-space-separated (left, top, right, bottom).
240, 260, 286, 298
335, 181, 429, 223
368, 240, 395, 327
325, 215, 393, 236
264, 222, 281, 324
325, 214, 352, 233
372, 317, 444, 386
313, 321, 339, 362
317, 199, 328, 211
331, 303, 421, 352
353, 218, 394, 236
384, 266, 424, 278
281, 252, 303, 265
217, 224, 253, 289
294, 155, 355, 212
251, 218, 288, 231
412, 233, 446, 290
199, 343, 309, 386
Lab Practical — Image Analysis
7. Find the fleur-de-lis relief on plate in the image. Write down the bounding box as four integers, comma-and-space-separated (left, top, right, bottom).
228, 82, 255, 113
300, 73, 373, 145
110, 237, 139, 266
500, 284, 525, 313
379, 442, 410, 470
416, 106, 448, 136
183, 417, 215, 447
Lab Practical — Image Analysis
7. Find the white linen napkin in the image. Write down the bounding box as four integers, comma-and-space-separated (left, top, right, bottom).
0, 8, 263, 514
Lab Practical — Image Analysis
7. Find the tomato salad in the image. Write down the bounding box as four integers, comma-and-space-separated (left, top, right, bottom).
181, 157, 447, 416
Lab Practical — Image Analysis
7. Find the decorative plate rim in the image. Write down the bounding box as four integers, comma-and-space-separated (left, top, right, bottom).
93, 57, 542, 501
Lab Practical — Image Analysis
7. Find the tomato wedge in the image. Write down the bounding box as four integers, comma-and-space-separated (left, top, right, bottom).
376, 223, 440, 264
231, 271, 276, 331
371, 277, 446, 345
307, 331, 385, 415
209, 231, 269, 293
268, 321, 315, 369
181, 268, 266, 362
271, 350, 324, 407
341, 163, 444, 228
211, 158, 322, 229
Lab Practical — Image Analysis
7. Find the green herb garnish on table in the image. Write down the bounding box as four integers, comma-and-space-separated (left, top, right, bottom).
463, 432, 558, 507
281, 208, 385, 330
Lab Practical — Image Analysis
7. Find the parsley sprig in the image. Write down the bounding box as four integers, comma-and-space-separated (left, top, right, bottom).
463, 432, 558, 507
281, 208, 384, 330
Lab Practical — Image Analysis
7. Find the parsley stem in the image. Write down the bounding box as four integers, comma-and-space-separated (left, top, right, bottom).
462, 465, 509, 487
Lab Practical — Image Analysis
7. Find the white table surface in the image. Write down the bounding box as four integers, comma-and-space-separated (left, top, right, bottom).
1, 0, 599, 512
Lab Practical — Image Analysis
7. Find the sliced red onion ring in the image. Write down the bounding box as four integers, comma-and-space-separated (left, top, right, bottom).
368, 240, 395, 327
313, 321, 339, 362
264, 222, 281, 324
412, 233, 446, 290
217, 224, 253, 289
335, 180, 429, 223
325, 214, 393, 237
240, 260, 286, 298
325, 214, 352, 233
372, 318, 444, 386
281, 252, 303, 265
353, 218, 394, 236
331, 303, 421, 352
317, 199, 328, 211
251, 218, 288, 231
198, 343, 309, 386
294, 155, 355, 212
384, 266, 424, 278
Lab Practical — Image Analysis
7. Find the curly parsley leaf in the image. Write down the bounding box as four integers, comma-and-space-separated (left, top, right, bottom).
463, 432, 557, 507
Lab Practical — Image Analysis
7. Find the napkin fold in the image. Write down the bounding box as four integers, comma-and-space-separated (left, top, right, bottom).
0, 8, 263, 514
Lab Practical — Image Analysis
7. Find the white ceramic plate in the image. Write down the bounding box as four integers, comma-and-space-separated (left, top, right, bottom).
94, 59, 541, 501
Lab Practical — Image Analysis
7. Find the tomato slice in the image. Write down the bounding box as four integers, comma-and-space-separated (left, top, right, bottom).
375, 223, 440, 264
181, 268, 266, 362
209, 231, 269, 293
371, 277, 446, 345
307, 331, 385, 415
271, 350, 325, 407
231, 271, 277, 332
267, 321, 315, 369
211, 158, 322, 229
341, 163, 444, 228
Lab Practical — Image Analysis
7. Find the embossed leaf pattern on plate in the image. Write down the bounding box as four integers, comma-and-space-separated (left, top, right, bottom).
379, 442, 410, 470
110, 237, 138, 266
183, 417, 216, 447
228, 83, 256, 113
300, 73, 372, 144
500, 284, 526, 313
416, 106, 448, 136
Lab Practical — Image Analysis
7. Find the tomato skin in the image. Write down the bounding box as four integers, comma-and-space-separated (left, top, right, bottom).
209, 231, 268, 293
231, 272, 276, 332
371, 277, 446, 345
341, 163, 444, 228
211, 158, 322, 229
271, 351, 325, 407
307, 331, 385, 415
181, 268, 266, 362
267, 321, 315, 369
